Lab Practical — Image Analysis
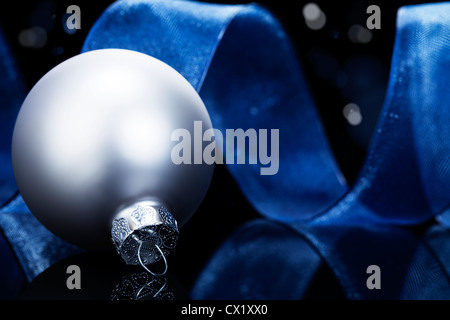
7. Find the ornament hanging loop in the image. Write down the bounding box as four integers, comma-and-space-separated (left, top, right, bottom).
111, 199, 179, 272
137, 239, 168, 276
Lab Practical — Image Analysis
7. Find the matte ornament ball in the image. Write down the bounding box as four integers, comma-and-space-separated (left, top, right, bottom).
11, 49, 214, 269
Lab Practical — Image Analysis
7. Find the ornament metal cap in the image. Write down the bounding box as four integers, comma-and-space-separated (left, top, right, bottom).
111, 199, 179, 275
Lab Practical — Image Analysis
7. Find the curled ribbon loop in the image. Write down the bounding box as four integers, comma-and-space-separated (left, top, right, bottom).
0, 0, 449, 299
82, 0, 450, 299
83, 0, 450, 226
82, 0, 348, 223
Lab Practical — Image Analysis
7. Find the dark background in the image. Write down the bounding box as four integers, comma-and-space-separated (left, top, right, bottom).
0, 0, 440, 181
0, 0, 444, 296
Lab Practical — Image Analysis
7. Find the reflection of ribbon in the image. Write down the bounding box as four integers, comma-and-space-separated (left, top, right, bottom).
82, 0, 450, 299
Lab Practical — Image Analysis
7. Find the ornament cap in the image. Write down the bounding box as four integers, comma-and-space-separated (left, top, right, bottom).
111, 200, 179, 273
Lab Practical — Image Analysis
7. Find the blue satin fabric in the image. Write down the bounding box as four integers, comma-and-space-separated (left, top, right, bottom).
83, 0, 450, 226
0, 28, 31, 298
192, 220, 450, 299
191, 219, 331, 300
0, 29, 24, 207
82, 0, 450, 299
0, 29, 81, 296
0, 196, 81, 281
0, 0, 449, 299
83, 0, 348, 223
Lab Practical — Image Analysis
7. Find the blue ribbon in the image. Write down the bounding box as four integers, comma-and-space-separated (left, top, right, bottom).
0, 28, 81, 293
82, 0, 450, 299
0, 0, 449, 299
83, 0, 450, 225
83, 0, 348, 223
0, 27, 27, 298
0, 29, 25, 207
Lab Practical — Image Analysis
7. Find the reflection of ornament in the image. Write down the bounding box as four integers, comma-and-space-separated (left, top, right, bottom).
19, 251, 190, 300
11, 49, 214, 274
109, 271, 173, 300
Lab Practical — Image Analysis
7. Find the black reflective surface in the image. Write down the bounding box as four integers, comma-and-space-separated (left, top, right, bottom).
19, 251, 190, 300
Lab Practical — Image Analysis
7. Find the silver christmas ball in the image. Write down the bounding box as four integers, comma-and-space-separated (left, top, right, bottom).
12, 49, 214, 262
